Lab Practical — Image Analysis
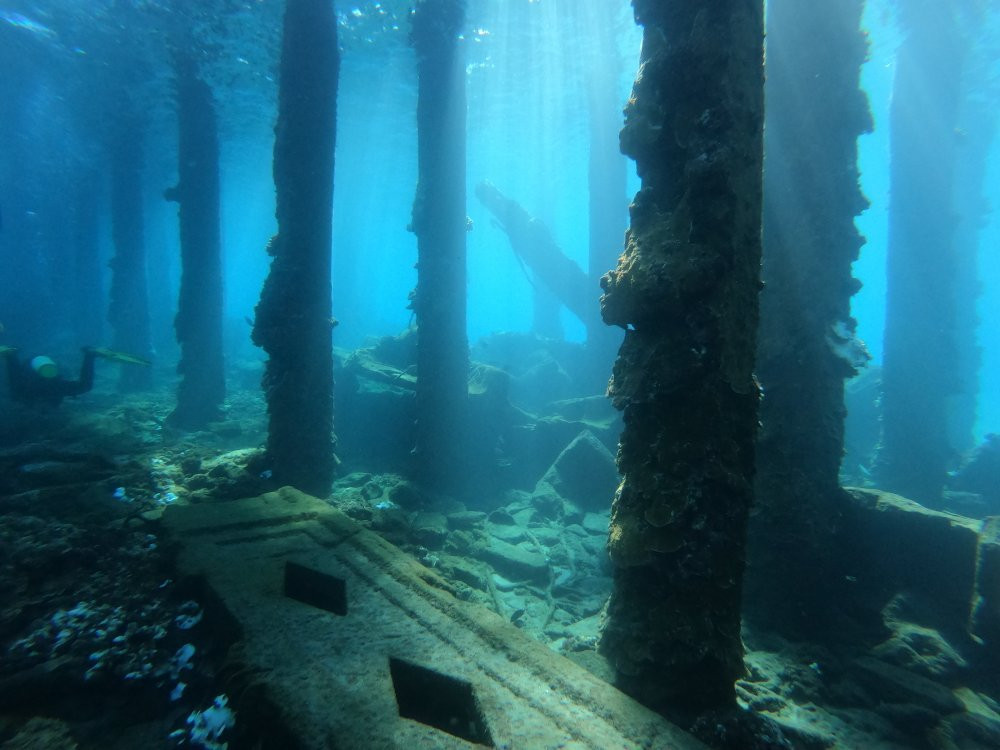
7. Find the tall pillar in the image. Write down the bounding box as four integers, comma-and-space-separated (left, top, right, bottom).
108, 108, 153, 392
166, 55, 225, 428
409, 0, 469, 493
878, 2, 964, 504
582, 0, 627, 367
253, 0, 339, 497
949, 94, 996, 455
747, 0, 872, 633
599, 0, 764, 722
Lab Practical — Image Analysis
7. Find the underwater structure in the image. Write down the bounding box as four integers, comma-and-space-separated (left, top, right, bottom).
409, 0, 469, 494
165, 54, 225, 429
475, 181, 598, 336
4, 2, 1000, 749
598, 0, 764, 721
253, 0, 339, 497
950, 87, 996, 456
748, 0, 871, 633
878, 3, 965, 504
583, 0, 628, 365
108, 105, 153, 392
71, 174, 102, 348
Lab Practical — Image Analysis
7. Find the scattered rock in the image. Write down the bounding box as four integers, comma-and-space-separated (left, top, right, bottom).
361, 481, 383, 500
535, 430, 619, 512
582, 512, 609, 535
475, 538, 548, 583
447, 510, 486, 529
841, 488, 982, 634
334, 471, 371, 489
488, 508, 517, 525
2, 717, 78, 750
529, 487, 567, 520
851, 656, 962, 716
873, 621, 967, 680
388, 481, 431, 509
931, 688, 1000, 750
410, 512, 448, 549
441, 556, 487, 591
487, 522, 527, 544
207, 463, 231, 479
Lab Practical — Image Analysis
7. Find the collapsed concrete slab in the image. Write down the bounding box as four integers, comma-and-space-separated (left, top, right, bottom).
162, 487, 704, 750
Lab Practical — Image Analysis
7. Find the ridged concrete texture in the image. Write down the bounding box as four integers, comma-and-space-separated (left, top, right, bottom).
163, 487, 706, 749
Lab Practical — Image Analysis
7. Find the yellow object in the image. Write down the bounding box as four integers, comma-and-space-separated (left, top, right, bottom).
92, 348, 151, 366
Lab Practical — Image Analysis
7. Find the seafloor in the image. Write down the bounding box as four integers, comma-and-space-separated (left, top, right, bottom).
1, 336, 999, 749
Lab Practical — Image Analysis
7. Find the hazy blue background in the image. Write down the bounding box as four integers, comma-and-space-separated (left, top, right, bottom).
0, 0, 996, 441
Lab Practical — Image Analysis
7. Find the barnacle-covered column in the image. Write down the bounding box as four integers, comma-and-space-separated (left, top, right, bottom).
877, 3, 964, 504
108, 106, 153, 392
409, 0, 469, 493
252, 0, 339, 497
166, 55, 225, 428
599, 0, 764, 722
746, 0, 872, 632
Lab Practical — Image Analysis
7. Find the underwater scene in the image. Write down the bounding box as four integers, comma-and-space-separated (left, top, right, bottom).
1, 0, 999, 748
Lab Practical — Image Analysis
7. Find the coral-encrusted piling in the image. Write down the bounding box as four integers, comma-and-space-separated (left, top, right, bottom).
599, 0, 764, 722
253, 0, 339, 497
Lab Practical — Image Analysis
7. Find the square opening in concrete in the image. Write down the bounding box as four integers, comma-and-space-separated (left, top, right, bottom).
283, 561, 347, 615
389, 656, 493, 747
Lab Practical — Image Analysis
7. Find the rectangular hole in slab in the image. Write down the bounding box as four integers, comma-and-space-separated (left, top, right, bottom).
389, 656, 494, 747
283, 561, 347, 615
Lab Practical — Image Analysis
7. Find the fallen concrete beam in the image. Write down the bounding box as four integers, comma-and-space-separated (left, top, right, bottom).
163, 487, 704, 749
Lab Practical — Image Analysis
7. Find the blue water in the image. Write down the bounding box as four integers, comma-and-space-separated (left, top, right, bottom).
2, 1, 996, 440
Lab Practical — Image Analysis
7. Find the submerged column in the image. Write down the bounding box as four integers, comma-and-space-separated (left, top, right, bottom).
72, 169, 103, 347
253, 0, 339, 497
409, 0, 469, 493
583, 0, 628, 367
166, 56, 225, 428
747, 0, 871, 631
108, 108, 153, 392
599, 0, 764, 722
949, 94, 996, 455
877, 3, 964, 503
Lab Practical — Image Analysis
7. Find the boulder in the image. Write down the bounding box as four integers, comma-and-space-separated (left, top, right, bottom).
582, 512, 609, 535
841, 489, 981, 631
447, 511, 486, 530
535, 430, 618, 513
971, 516, 1000, 652
851, 656, 962, 716
411, 512, 448, 549
872, 620, 967, 680
474, 538, 549, 583
931, 688, 1000, 750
